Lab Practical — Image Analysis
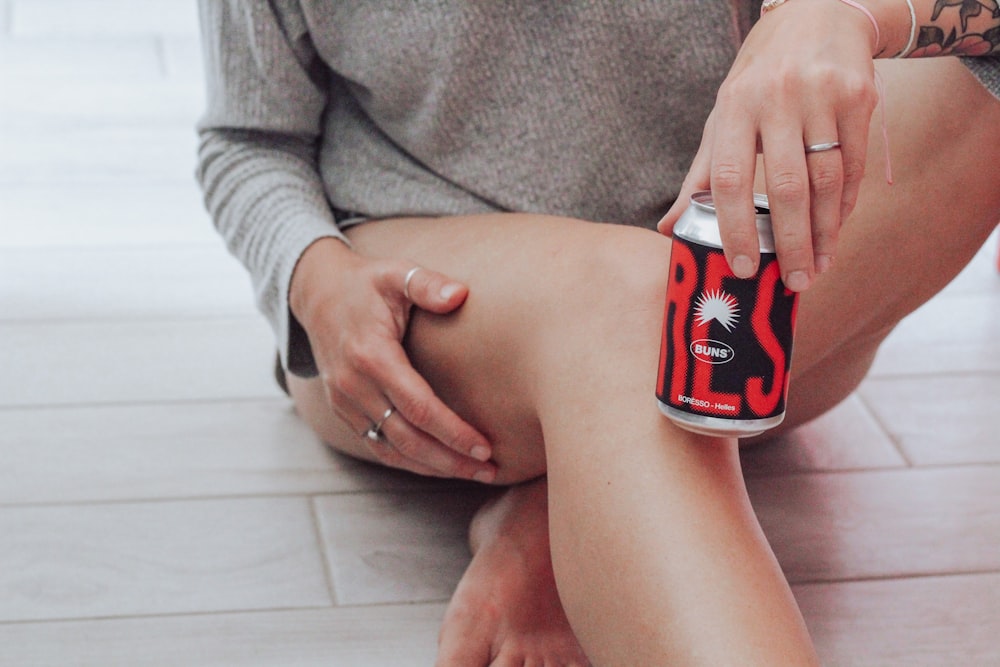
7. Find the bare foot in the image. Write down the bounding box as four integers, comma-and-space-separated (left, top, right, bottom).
435, 477, 591, 666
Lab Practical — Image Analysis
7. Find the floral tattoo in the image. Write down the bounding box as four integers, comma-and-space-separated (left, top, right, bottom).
912, 0, 1000, 56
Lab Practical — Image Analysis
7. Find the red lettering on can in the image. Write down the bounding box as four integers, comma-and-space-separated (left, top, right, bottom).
658, 240, 697, 402
745, 263, 786, 417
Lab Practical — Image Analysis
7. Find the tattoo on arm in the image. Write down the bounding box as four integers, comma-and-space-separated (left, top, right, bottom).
910, 0, 1000, 56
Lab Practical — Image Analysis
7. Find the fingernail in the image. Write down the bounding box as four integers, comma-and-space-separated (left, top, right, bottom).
440, 283, 461, 300
732, 255, 755, 278
816, 254, 834, 275
470, 444, 491, 462
473, 469, 496, 484
784, 270, 811, 292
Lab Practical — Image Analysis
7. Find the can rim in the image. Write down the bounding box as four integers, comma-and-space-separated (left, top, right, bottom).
690, 190, 771, 216
684, 191, 775, 253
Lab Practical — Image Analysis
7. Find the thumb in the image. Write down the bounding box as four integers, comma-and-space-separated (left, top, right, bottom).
402, 266, 468, 314
658, 147, 712, 236
658, 173, 706, 236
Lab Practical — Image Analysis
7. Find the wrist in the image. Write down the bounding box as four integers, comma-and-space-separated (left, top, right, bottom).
763, 0, 913, 58
289, 235, 356, 326
857, 0, 915, 58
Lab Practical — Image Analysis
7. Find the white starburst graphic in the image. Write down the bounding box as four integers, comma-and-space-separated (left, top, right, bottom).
694, 289, 740, 332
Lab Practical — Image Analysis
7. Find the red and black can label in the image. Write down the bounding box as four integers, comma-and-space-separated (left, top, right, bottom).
656, 234, 798, 434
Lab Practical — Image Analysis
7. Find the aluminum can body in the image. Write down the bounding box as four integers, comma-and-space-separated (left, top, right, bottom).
655, 191, 799, 437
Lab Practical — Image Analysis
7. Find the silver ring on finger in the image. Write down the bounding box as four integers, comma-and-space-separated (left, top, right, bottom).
804, 141, 841, 154
403, 266, 422, 301
365, 407, 395, 442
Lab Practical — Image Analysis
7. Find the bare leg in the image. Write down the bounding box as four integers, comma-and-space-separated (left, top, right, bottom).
764, 56, 1000, 436
292, 215, 816, 664
287, 58, 1000, 666
435, 477, 590, 665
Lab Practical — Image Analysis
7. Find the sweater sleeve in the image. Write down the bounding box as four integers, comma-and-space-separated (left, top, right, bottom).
195, 0, 345, 377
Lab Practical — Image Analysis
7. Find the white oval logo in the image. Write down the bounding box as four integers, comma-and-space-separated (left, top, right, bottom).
690, 339, 735, 364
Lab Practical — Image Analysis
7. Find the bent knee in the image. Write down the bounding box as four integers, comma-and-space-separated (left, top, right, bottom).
532, 222, 672, 356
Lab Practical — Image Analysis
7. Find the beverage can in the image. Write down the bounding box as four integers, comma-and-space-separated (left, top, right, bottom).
656, 191, 799, 437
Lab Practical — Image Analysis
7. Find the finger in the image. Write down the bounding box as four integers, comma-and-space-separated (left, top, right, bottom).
836, 98, 874, 226
364, 433, 442, 478
378, 410, 498, 482
804, 132, 845, 276
709, 95, 762, 278
327, 386, 440, 476
760, 117, 814, 292
322, 358, 449, 476
329, 382, 459, 478
330, 369, 494, 480
398, 265, 469, 314
374, 344, 494, 461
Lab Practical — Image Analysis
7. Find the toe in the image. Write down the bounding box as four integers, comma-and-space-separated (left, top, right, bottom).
435, 600, 497, 667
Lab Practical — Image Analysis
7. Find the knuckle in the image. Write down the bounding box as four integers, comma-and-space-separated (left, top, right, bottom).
812, 226, 840, 250
777, 242, 813, 268
396, 394, 434, 428
718, 77, 754, 104
768, 173, 808, 203
326, 367, 357, 397
773, 222, 808, 248
390, 434, 420, 459
809, 163, 842, 196
725, 227, 760, 250
842, 156, 867, 184
349, 342, 384, 377
711, 162, 747, 193
370, 261, 396, 286
843, 75, 878, 108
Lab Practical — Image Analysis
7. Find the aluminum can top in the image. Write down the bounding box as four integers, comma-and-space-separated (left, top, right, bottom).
674, 191, 775, 253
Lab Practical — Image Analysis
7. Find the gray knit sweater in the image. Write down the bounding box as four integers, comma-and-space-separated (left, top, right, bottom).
194, 0, 1000, 377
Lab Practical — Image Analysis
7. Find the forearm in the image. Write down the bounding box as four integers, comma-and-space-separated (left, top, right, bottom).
764, 0, 999, 57
830, 0, 1000, 57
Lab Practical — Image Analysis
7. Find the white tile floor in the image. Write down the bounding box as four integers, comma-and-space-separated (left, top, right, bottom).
1, 1, 998, 664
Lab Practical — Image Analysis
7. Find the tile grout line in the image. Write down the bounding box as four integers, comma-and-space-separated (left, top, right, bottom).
866, 369, 1000, 382
745, 460, 1000, 485
308, 495, 341, 607
0, 604, 340, 629
0, 394, 290, 413
0, 600, 448, 628
0, 488, 401, 512
789, 567, 1000, 589
0, 483, 492, 512
854, 388, 914, 467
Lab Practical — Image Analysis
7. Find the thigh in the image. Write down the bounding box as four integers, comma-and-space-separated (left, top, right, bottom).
767, 56, 1000, 432
291, 60, 1000, 465
289, 213, 672, 483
